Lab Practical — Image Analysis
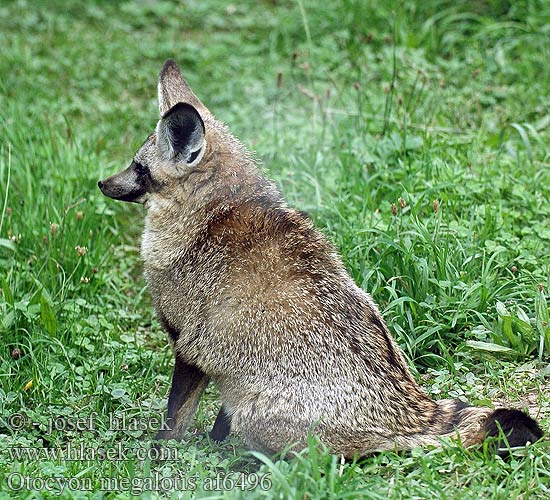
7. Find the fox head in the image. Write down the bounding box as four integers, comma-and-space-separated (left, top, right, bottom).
98, 60, 267, 213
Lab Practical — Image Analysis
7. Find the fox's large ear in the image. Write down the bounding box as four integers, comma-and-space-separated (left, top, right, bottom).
158, 59, 208, 116
156, 102, 205, 165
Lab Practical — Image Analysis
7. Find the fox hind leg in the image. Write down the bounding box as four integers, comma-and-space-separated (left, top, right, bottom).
209, 405, 232, 442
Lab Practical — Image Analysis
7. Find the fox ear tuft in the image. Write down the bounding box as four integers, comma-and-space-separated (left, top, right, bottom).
158, 59, 208, 116
157, 103, 205, 164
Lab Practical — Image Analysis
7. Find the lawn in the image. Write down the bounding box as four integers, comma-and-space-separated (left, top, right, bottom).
0, 0, 549, 498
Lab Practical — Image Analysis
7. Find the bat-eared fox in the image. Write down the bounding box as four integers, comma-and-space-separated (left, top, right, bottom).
98, 59, 542, 458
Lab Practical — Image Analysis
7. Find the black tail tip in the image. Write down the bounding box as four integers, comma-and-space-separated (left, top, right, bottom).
484, 409, 543, 457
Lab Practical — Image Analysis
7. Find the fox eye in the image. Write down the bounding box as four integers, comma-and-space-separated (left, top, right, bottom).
134, 161, 148, 175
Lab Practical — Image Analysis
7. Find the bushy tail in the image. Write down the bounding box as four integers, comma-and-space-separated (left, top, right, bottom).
437, 400, 543, 457
483, 408, 543, 456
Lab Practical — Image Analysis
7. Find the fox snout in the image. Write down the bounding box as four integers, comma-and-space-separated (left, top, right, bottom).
98, 161, 155, 204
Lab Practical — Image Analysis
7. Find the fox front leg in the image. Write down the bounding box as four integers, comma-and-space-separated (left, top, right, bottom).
155, 357, 209, 440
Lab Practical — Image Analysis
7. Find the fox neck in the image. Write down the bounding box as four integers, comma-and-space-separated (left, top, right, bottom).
141, 161, 281, 271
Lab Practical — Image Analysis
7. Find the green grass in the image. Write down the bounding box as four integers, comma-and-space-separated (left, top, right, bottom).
1, 0, 549, 498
